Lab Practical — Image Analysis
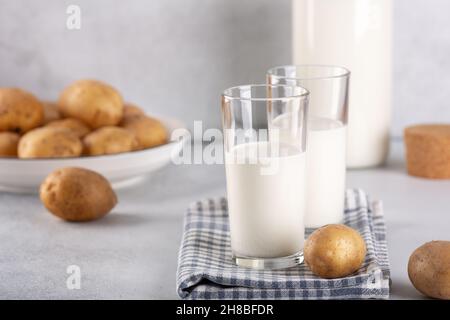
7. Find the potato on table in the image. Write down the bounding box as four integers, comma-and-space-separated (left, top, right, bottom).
40, 167, 117, 222
46, 118, 91, 138
0, 132, 20, 157
58, 79, 123, 129
121, 115, 167, 149
0, 88, 44, 134
83, 126, 138, 156
18, 127, 82, 158
408, 241, 450, 299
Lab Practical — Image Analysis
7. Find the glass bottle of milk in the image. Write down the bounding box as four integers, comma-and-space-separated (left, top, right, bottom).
292, 0, 392, 168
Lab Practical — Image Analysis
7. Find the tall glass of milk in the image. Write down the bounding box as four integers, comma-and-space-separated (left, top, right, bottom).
268, 65, 350, 228
221, 84, 309, 269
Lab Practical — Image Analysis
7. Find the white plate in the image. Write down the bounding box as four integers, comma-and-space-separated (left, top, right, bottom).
0, 117, 188, 194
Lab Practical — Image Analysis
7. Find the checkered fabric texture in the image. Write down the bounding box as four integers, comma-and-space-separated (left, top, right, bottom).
176, 189, 390, 299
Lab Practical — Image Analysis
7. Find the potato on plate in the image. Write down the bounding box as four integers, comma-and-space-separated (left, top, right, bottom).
40, 167, 117, 221
42, 101, 61, 124
0, 88, 44, 133
83, 126, 138, 156
58, 79, 123, 129
46, 118, 91, 138
121, 115, 167, 149
18, 127, 82, 159
122, 103, 145, 120
0, 132, 20, 157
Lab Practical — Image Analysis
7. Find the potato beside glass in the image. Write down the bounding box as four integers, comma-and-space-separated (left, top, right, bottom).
304, 224, 367, 279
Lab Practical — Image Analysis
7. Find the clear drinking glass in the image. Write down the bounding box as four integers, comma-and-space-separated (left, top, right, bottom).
267, 65, 350, 229
221, 84, 309, 269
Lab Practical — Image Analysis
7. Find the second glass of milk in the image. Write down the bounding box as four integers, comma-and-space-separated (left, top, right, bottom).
221, 84, 309, 270
267, 65, 350, 228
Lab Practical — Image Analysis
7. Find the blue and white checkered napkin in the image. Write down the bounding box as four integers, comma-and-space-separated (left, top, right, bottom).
176, 189, 390, 300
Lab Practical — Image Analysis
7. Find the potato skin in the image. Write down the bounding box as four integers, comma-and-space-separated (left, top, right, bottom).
0, 132, 20, 157
83, 126, 138, 156
40, 167, 117, 221
121, 115, 167, 149
46, 118, 91, 138
18, 127, 82, 159
58, 79, 123, 129
123, 103, 145, 120
304, 224, 367, 279
408, 241, 450, 300
42, 101, 61, 124
0, 88, 44, 133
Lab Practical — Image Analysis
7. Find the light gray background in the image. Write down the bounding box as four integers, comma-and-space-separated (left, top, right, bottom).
1, 0, 450, 137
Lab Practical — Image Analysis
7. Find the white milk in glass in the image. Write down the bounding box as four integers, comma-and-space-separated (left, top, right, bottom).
272, 115, 346, 228
225, 142, 305, 258
305, 117, 346, 228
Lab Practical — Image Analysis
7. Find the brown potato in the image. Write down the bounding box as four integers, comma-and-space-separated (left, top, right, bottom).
18, 127, 82, 159
40, 167, 117, 221
58, 79, 123, 129
46, 118, 91, 138
83, 126, 138, 156
304, 224, 367, 279
123, 102, 145, 120
42, 101, 61, 124
0, 132, 20, 157
408, 241, 450, 299
0, 88, 44, 133
121, 115, 168, 149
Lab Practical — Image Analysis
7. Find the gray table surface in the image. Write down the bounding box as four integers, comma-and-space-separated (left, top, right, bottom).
0, 140, 448, 300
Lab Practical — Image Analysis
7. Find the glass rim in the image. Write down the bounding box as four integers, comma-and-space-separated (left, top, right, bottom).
222, 84, 309, 102
267, 64, 351, 81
